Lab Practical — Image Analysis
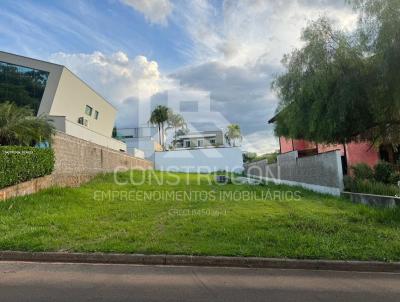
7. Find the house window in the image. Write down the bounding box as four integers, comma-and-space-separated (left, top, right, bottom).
85, 105, 93, 116
210, 139, 216, 145
197, 140, 203, 147
0, 61, 49, 115
95, 110, 99, 120
185, 141, 190, 148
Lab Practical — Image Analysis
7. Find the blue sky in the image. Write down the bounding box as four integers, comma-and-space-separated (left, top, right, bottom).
0, 0, 192, 71
0, 0, 358, 153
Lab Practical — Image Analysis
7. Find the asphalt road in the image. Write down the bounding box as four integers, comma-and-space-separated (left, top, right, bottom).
0, 261, 399, 302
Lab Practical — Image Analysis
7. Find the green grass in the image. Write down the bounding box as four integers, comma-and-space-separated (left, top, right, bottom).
1, 170, 400, 261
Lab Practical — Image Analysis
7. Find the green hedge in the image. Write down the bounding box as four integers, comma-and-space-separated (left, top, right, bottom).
0, 146, 55, 189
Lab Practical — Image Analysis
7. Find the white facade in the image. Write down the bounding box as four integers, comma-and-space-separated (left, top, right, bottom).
175, 130, 225, 149
155, 147, 244, 173
116, 127, 160, 160
0, 51, 125, 151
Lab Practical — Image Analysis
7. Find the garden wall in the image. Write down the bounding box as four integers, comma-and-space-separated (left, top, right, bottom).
0, 174, 95, 201
244, 150, 344, 196
0, 132, 153, 201
342, 191, 400, 208
53, 131, 153, 175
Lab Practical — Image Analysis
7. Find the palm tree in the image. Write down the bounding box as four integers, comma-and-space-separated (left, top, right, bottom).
0, 102, 55, 146
225, 124, 242, 147
149, 105, 170, 149
167, 112, 187, 148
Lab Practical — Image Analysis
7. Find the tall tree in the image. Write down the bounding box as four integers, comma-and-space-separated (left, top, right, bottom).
349, 0, 400, 144
273, 1, 400, 146
272, 17, 374, 145
225, 124, 242, 147
167, 112, 187, 148
149, 105, 170, 149
0, 102, 54, 146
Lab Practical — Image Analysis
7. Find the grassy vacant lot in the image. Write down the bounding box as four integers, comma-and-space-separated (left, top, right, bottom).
1, 171, 400, 261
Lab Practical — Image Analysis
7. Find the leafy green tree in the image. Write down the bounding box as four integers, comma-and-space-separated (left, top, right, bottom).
225, 124, 242, 147
243, 152, 257, 163
348, 0, 400, 144
273, 1, 400, 146
272, 17, 372, 145
149, 105, 170, 149
0, 102, 54, 146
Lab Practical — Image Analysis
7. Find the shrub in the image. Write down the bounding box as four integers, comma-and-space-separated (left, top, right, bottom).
344, 176, 399, 197
351, 163, 374, 181
374, 161, 395, 184
0, 146, 54, 189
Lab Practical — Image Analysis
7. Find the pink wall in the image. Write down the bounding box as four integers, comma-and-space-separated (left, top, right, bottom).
293, 139, 316, 151
279, 136, 380, 169
279, 137, 316, 154
345, 142, 379, 168
318, 142, 379, 169
280, 137, 294, 153
318, 144, 345, 156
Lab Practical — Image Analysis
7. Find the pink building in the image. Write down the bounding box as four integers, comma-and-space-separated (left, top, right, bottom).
269, 117, 382, 174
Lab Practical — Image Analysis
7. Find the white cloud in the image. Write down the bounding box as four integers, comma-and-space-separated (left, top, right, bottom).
242, 130, 280, 154
166, 0, 359, 154
173, 0, 358, 66
49, 1, 359, 155
120, 0, 172, 25
50, 51, 171, 127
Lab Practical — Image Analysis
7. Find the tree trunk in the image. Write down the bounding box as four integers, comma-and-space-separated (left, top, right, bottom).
158, 124, 162, 146
342, 142, 348, 175
161, 123, 165, 149
174, 127, 177, 148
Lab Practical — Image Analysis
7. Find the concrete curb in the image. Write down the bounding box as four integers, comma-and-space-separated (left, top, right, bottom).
1, 251, 400, 272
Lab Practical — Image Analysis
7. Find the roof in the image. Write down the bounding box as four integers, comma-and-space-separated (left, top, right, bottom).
268, 114, 278, 124
178, 133, 217, 139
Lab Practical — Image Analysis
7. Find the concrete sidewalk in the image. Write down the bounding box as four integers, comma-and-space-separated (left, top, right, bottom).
0, 261, 399, 302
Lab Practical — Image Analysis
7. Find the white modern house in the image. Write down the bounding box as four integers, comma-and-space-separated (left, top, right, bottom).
0, 51, 126, 151
116, 127, 162, 160
174, 130, 225, 149
154, 128, 243, 173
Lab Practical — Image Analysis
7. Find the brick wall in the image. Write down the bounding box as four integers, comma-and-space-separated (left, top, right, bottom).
53, 131, 153, 175
0, 174, 96, 201
0, 132, 153, 201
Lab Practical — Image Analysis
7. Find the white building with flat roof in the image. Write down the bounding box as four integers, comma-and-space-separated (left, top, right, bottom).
175, 130, 225, 149
0, 51, 126, 151
116, 127, 162, 160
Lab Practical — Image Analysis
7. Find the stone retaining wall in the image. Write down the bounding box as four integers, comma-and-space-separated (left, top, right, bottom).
0, 132, 153, 201
0, 174, 96, 201
53, 131, 153, 174
342, 191, 400, 208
